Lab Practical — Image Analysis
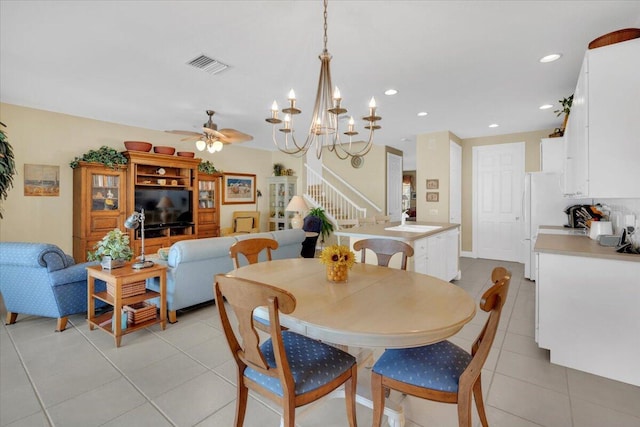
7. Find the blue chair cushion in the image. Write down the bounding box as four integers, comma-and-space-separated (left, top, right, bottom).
372, 340, 472, 393
244, 330, 355, 397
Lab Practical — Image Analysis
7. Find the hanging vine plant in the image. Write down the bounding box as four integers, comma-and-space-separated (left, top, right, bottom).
0, 122, 17, 219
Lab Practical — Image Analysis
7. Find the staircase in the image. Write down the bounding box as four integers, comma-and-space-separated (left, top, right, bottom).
303, 164, 381, 230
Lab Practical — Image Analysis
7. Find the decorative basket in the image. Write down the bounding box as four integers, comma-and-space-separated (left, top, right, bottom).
124, 302, 157, 325
107, 280, 146, 298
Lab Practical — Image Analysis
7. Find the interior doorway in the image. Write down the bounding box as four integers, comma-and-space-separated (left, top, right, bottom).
472, 142, 525, 261
387, 152, 403, 221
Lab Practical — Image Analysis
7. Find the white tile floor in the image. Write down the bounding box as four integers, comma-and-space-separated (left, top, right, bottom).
1, 258, 639, 427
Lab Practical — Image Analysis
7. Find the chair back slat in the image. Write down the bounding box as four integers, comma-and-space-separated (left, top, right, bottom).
353, 238, 414, 270
215, 274, 295, 373
229, 238, 279, 269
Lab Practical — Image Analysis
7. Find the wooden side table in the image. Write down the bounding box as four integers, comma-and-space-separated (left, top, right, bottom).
86, 263, 167, 347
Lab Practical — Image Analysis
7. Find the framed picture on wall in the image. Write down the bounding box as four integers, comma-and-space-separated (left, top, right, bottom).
426, 192, 439, 202
426, 179, 439, 189
222, 173, 256, 204
24, 164, 60, 197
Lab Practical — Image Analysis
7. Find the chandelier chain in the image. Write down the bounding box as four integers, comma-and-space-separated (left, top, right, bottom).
323, 0, 328, 52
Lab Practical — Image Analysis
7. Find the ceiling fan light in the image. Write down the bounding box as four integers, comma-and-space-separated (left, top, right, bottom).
196, 140, 206, 151
212, 140, 223, 152
206, 144, 216, 153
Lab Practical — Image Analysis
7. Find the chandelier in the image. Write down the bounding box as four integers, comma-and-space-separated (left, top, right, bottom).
265, 0, 381, 160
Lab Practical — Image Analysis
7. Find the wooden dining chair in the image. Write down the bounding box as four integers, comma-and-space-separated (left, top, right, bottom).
215, 275, 358, 427
229, 238, 279, 269
353, 238, 414, 270
370, 267, 511, 427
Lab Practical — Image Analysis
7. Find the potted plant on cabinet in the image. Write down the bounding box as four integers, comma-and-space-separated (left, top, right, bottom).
88, 229, 133, 269
69, 146, 128, 169
554, 94, 573, 136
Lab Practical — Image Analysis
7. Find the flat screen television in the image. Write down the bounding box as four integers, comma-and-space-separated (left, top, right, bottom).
134, 188, 193, 227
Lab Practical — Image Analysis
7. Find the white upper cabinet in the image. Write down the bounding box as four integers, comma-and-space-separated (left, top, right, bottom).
563, 38, 640, 198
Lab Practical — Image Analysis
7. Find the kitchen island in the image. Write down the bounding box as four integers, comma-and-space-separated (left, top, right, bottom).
334, 221, 461, 282
534, 233, 640, 386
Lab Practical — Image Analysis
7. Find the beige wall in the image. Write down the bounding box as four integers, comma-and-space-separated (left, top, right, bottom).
460, 129, 552, 252
0, 103, 282, 253
321, 143, 388, 216
415, 131, 462, 223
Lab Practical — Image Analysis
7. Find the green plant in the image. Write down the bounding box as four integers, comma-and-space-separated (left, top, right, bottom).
554, 94, 574, 117
69, 146, 128, 169
0, 122, 16, 219
87, 229, 133, 261
198, 160, 219, 174
308, 206, 334, 242
273, 163, 284, 176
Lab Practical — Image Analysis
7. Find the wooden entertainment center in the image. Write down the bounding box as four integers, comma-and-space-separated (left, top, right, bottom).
72, 151, 222, 262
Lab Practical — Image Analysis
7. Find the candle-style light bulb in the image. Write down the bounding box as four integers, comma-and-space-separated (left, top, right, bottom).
348, 116, 355, 125
333, 86, 341, 100
369, 97, 377, 108
288, 89, 296, 100
284, 114, 291, 129
271, 100, 278, 111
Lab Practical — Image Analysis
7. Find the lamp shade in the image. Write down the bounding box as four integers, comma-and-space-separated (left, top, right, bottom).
124, 211, 141, 229
156, 196, 174, 209
285, 196, 308, 213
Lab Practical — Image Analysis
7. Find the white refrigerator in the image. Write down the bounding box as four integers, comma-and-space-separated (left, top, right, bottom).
523, 172, 586, 280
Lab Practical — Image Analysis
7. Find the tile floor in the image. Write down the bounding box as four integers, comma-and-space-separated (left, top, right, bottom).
1, 258, 639, 427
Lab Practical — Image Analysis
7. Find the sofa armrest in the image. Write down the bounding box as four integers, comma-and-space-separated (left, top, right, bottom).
220, 227, 234, 236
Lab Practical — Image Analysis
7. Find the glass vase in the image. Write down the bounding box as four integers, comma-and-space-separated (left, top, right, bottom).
326, 263, 348, 283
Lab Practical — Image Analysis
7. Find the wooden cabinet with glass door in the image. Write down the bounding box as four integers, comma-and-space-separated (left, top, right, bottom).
73, 162, 127, 262
267, 176, 297, 231
196, 172, 222, 238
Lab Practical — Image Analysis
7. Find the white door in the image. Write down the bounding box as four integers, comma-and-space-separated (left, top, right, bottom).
473, 142, 524, 261
449, 141, 462, 224
387, 152, 403, 221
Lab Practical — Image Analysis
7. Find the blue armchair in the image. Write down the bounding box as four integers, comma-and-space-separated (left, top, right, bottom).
0, 242, 103, 331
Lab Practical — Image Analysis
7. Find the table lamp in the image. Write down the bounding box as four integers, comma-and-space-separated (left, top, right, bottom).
285, 196, 309, 229
124, 209, 154, 269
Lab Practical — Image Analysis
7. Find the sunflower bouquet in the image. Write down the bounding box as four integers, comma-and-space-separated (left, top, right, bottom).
319, 244, 355, 282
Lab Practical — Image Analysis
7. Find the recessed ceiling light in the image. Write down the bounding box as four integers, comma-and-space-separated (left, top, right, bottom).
489, 123, 499, 128
539, 53, 562, 63
539, 104, 553, 110
417, 112, 428, 117
384, 89, 398, 96
400, 137, 410, 142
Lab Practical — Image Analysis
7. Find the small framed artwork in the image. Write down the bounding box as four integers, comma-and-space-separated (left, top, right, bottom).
222, 173, 256, 204
24, 164, 60, 197
426, 179, 439, 190
411, 192, 417, 200
426, 192, 439, 202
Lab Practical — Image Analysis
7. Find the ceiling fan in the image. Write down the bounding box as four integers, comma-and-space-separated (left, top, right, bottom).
166, 110, 253, 153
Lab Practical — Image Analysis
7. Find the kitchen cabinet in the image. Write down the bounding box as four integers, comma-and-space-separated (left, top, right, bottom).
536, 250, 640, 386
563, 38, 640, 197
413, 227, 460, 281
267, 176, 297, 231
540, 137, 565, 173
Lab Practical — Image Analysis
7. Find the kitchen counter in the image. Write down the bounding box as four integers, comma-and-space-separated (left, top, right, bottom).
534, 233, 640, 263
334, 221, 459, 241
335, 222, 461, 282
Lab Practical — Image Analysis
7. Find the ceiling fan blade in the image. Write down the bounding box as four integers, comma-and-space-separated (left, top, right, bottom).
165, 130, 202, 137
202, 127, 226, 139
180, 135, 203, 142
219, 128, 254, 143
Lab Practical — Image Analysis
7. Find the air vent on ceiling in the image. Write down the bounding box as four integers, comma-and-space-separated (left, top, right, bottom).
186, 55, 229, 75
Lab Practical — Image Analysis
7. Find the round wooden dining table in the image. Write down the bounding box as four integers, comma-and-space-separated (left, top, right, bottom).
227, 257, 476, 349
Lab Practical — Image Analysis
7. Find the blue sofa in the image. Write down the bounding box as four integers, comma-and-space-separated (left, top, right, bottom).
146, 229, 305, 322
0, 242, 103, 331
